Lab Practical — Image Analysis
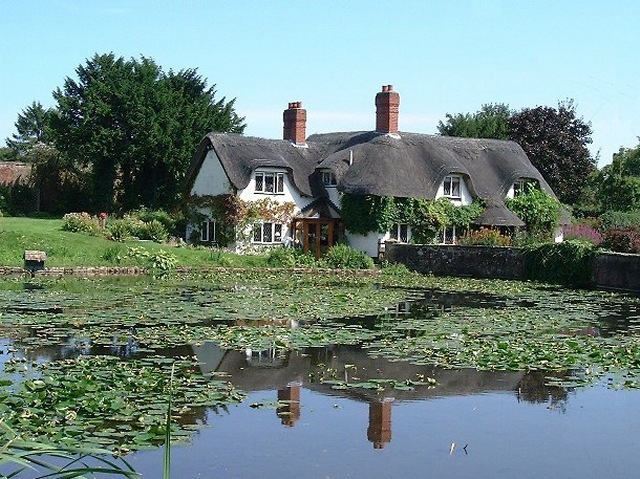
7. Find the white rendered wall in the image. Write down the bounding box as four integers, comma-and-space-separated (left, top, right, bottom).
190, 150, 233, 196
345, 231, 385, 257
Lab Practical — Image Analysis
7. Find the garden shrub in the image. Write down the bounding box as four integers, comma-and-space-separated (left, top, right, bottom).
320, 244, 374, 269
523, 239, 598, 287
131, 208, 176, 235
106, 218, 134, 242
137, 219, 168, 243
62, 212, 101, 235
599, 210, 640, 230
505, 185, 560, 240
600, 227, 640, 253
267, 247, 319, 268
458, 228, 511, 246
563, 224, 602, 245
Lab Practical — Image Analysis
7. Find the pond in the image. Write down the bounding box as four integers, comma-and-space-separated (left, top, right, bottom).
1, 271, 640, 478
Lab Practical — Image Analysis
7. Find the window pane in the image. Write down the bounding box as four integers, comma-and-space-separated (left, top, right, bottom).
274, 223, 282, 242
451, 178, 460, 197
200, 221, 209, 242
263, 222, 273, 242
444, 177, 451, 196
400, 224, 408, 242
265, 174, 274, 193
389, 223, 398, 240
276, 173, 284, 193
255, 173, 263, 192
253, 226, 262, 242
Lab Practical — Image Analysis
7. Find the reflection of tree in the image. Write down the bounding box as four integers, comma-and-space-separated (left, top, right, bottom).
516, 371, 569, 411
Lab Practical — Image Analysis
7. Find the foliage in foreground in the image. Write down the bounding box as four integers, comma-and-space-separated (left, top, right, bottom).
523, 239, 598, 287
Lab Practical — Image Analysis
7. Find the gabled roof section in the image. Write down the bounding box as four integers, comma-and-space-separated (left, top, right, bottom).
297, 197, 341, 219
307, 131, 555, 201
184, 133, 319, 196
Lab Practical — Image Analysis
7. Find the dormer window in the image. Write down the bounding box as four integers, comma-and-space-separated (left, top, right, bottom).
255, 172, 284, 194
321, 170, 337, 187
443, 175, 461, 199
513, 179, 533, 196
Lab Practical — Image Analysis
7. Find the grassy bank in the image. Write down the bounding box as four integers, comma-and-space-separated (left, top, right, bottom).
0, 217, 269, 268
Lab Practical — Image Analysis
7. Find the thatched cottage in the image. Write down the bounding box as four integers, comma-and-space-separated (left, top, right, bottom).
185, 85, 557, 257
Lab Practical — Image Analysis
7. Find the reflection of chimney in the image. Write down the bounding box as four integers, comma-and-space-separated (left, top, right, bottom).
375, 85, 400, 134
283, 101, 307, 146
367, 398, 393, 449
277, 383, 301, 427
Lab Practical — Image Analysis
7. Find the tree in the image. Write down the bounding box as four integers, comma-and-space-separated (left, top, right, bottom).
5, 101, 53, 157
50, 53, 246, 212
508, 100, 596, 205
437, 103, 511, 140
598, 144, 640, 212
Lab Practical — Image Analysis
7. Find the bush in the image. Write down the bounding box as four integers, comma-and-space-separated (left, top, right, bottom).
599, 210, 640, 230
106, 218, 134, 242
523, 239, 598, 287
267, 247, 319, 268
320, 244, 374, 269
601, 227, 640, 253
137, 220, 168, 243
458, 228, 511, 246
131, 208, 176, 234
62, 212, 101, 235
563, 224, 602, 245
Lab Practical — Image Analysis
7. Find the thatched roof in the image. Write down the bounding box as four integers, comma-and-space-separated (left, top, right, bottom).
185, 130, 556, 225
308, 131, 556, 200
185, 133, 320, 196
473, 197, 525, 227
0, 162, 31, 186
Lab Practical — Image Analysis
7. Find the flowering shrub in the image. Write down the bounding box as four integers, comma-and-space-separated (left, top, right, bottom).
62, 212, 101, 235
458, 228, 511, 246
563, 223, 602, 245
601, 227, 640, 253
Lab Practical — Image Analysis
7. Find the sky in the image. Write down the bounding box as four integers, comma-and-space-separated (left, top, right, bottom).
1, 0, 639, 167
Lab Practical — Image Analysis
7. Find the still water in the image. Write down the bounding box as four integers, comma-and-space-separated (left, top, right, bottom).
124, 345, 640, 479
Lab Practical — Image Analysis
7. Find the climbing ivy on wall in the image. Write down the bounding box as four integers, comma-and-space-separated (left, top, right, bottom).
340, 194, 484, 243
505, 185, 560, 241
185, 194, 296, 245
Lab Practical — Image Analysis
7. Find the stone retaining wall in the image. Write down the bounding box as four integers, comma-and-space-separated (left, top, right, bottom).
386, 242, 640, 293
385, 243, 525, 280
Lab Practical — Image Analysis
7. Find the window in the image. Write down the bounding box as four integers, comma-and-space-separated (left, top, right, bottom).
443, 175, 461, 199
438, 226, 457, 245
513, 179, 531, 196
322, 170, 337, 187
254, 172, 284, 194
253, 222, 284, 244
200, 219, 216, 243
389, 223, 409, 243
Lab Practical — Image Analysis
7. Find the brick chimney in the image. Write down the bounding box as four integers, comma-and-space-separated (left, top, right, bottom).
283, 101, 307, 146
375, 85, 400, 134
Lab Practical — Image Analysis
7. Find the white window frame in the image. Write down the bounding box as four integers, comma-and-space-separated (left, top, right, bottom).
513, 179, 531, 196
254, 172, 284, 194
200, 219, 216, 243
321, 170, 337, 187
389, 223, 409, 243
252, 222, 284, 244
438, 226, 457, 245
443, 175, 462, 199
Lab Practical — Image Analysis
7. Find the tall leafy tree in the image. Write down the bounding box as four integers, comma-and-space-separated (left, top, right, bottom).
5, 101, 53, 157
508, 100, 596, 205
598, 144, 640, 212
437, 103, 511, 140
51, 53, 246, 212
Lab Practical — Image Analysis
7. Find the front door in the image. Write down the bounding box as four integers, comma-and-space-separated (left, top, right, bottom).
294, 219, 340, 259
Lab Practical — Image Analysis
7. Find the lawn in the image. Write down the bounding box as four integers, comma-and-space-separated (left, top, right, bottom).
0, 216, 269, 268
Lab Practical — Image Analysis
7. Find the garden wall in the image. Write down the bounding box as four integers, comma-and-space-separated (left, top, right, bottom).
385, 243, 640, 293
384, 243, 525, 280
592, 253, 640, 293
